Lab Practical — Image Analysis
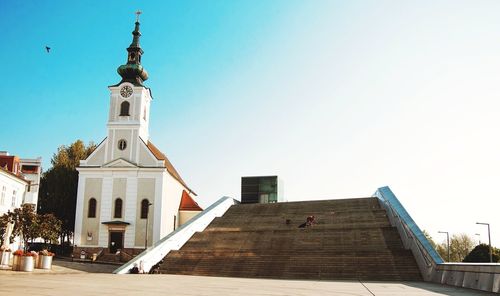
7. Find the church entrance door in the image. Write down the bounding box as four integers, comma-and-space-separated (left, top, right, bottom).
109, 231, 124, 253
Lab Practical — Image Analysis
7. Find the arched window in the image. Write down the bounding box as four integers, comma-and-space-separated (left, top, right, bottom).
88, 198, 97, 218
140, 199, 150, 219
120, 101, 130, 116
129, 52, 136, 62
114, 198, 123, 218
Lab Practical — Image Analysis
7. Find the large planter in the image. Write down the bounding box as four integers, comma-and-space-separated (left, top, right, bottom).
12, 255, 22, 271
40, 255, 53, 269
0, 251, 11, 266
21, 256, 34, 272
36, 254, 42, 268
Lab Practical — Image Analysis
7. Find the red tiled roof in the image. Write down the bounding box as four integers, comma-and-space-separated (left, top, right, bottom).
0, 166, 29, 184
145, 141, 197, 196
179, 190, 203, 211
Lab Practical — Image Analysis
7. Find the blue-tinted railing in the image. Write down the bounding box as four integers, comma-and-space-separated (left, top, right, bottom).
374, 186, 444, 264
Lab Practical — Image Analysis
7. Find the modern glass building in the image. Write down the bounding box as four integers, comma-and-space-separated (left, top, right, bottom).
241, 176, 284, 204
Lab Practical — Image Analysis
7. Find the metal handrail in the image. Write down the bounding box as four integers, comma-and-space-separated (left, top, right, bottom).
374, 186, 443, 265
383, 199, 433, 267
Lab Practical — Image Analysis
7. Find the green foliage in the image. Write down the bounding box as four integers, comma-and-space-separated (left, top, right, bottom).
15, 204, 38, 250
434, 233, 475, 262
38, 214, 62, 244
38, 140, 95, 243
463, 244, 500, 263
0, 206, 63, 250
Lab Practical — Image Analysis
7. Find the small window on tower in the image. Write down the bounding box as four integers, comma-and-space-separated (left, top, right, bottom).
120, 101, 130, 116
118, 139, 127, 151
143, 107, 147, 121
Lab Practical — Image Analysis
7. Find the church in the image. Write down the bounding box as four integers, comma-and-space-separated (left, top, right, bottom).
74, 15, 202, 258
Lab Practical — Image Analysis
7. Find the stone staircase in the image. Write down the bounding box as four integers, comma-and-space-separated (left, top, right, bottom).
158, 197, 422, 281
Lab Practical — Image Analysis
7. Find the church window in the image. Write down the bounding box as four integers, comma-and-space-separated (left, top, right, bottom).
143, 107, 147, 121
118, 139, 127, 151
88, 198, 97, 218
120, 101, 130, 116
114, 198, 123, 218
140, 199, 150, 219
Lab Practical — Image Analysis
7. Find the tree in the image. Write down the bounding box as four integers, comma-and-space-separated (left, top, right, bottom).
423, 230, 449, 261
38, 214, 62, 244
463, 244, 500, 263
434, 233, 474, 262
4, 204, 38, 251
436, 244, 448, 261
38, 140, 95, 244
449, 233, 475, 262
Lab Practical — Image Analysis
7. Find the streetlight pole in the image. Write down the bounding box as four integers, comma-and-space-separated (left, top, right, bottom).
438, 231, 450, 262
145, 202, 153, 250
476, 222, 492, 263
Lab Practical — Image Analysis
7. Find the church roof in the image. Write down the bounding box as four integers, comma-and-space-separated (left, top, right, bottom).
145, 141, 197, 196
179, 190, 203, 211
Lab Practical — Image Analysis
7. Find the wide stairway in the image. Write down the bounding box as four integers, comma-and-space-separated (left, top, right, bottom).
158, 197, 422, 281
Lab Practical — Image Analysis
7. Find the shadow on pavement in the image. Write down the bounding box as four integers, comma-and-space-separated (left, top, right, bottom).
53, 258, 119, 273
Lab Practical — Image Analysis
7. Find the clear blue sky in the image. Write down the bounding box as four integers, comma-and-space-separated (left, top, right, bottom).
1, 0, 499, 247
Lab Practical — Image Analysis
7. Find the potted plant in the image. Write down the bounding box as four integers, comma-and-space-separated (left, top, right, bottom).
39, 249, 54, 269
12, 249, 23, 271
21, 251, 36, 272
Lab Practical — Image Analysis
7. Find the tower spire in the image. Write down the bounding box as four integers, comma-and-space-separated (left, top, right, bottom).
116, 11, 149, 86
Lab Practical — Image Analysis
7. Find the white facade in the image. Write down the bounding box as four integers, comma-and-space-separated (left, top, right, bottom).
0, 169, 28, 216
19, 157, 42, 207
74, 19, 198, 253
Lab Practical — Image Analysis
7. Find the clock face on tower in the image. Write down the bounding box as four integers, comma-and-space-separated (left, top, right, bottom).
120, 85, 133, 98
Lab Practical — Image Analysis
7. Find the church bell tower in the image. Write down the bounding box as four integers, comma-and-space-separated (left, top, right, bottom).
106, 11, 153, 164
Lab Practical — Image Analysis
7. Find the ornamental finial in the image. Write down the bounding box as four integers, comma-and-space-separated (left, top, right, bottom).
135, 10, 142, 22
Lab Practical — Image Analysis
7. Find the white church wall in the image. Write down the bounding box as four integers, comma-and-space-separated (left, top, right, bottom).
113, 129, 133, 160
85, 140, 106, 166
124, 176, 137, 248
111, 178, 127, 219
98, 177, 113, 248
79, 177, 102, 247
74, 175, 85, 246
158, 174, 189, 241
138, 142, 158, 166
134, 177, 155, 247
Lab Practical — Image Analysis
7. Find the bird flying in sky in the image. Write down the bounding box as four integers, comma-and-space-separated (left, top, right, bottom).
45, 46, 51, 53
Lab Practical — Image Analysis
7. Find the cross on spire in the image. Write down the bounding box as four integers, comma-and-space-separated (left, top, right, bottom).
135, 10, 142, 22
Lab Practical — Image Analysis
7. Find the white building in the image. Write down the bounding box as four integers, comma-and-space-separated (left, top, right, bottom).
0, 152, 42, 250
73, 16, 201, 257
19, 157, 42, 207
0, 152, 42, 215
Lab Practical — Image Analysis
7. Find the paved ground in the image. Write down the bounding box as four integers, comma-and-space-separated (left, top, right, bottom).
0, 260, 496, 296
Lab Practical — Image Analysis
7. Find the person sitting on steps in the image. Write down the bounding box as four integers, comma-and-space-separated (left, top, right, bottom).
298, 215, 316, 228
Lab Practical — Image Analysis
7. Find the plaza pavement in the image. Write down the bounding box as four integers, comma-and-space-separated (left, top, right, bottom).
0, 260, 497, 296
